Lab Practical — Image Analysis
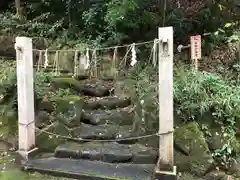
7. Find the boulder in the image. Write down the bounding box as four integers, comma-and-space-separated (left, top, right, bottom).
82, 108, 134, 125
174, 122, 214, 176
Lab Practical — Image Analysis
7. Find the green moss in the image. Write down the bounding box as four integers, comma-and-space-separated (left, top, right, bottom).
52, 78, 82, 92
54, 95, 83, 127
36, 122, 70, 152
175, 122, 209, 154
174, 122, 214, 176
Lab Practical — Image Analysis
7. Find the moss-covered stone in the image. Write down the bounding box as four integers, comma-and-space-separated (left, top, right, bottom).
174, 122, 214, 176
52, 77, 111, 97
54, 95, 83, 127
36, 122, 70, 152
52, 77, 81, 91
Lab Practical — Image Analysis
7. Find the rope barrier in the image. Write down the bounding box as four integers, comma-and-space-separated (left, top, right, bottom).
35, 126, 173, 142
31, 39, 158, 52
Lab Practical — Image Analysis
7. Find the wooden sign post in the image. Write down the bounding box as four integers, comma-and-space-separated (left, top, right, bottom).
15, 37, 37, 160
156, 26, 176, 180
190, 35, 202, 70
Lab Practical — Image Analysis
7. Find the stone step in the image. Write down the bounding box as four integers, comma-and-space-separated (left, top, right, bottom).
55, 75, 89, 81
83, 96, 131, 110
54, 142, 158, 164
82, 108, 134, 125
71, 123, 140, 144
52, 77, 112, 97
23, 157, 155, 180
72, 123, 118, 140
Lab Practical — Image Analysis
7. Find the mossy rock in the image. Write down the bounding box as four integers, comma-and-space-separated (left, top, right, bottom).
174, 122, 214, 176
36, 122, 70, 152
207, 128, 240, 154
52, 78, 111, 97
54, 95, 83, 127
52, 77, 81, 91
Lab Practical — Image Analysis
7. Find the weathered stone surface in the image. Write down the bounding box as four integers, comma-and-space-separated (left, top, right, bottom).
82, 108, 133, 125
174, 122, 214, 176
54, 142, 157, 164
130, 144, 158, 164
36, 122, 70, 152
84, 96, 131, 110
52, 77, 111, 97
55, 96, 83, 127
116, 125, 136, 144
81, 85, 110, 97
55, 142, 132, 163
72, 123, 118, 140
35, 111, 51, 128
23, 158, 155, 180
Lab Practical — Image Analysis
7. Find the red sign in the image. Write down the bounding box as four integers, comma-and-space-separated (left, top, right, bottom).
190, 35, 201, 60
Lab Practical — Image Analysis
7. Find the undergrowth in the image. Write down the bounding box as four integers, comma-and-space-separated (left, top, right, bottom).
123, 63, 240, 165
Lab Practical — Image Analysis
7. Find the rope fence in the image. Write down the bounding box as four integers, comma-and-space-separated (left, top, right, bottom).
33, 38, 159, 78
31, 38, 161, 145
35, 125, 173, 143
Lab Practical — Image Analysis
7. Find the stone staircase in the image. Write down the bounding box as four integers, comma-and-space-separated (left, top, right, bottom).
22, 75, 158, 180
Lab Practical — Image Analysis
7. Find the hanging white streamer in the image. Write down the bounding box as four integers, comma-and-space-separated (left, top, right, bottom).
73, 50, 79, 77
113, 47, 117, 67
79, 52, 86, 69
92, 49, 97, 77
84, 48, 90, 70
44, 49, 49, 69
54, 51, 59, 76
130, 43, 137, 66
37, 50, 43, 72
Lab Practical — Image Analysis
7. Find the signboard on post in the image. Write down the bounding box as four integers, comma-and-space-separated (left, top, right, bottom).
190, 35, 201, 70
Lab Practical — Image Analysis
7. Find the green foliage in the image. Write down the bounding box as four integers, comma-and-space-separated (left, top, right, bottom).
0, 0, 238, 45
174, 67, 240, 124
123, 65, 158, 133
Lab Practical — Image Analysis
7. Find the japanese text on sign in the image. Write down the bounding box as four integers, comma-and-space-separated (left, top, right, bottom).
190, 35, 201, 60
